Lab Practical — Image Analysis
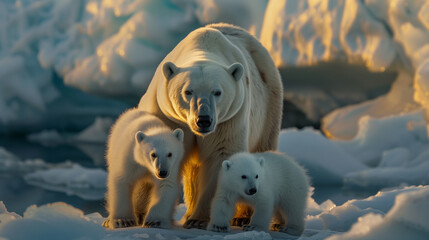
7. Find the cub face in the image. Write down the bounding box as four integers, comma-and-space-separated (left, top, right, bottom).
135, 128, 184, 179
162, 61, 245, 136
220, 153, 264, 197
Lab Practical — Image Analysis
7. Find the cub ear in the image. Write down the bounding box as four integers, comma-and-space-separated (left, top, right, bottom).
222, 160, 232, 170
163, 61, 179, 80
172, 128, 184, 142
257, 157, 264, 167
227, 63, 243, 81
135, 131, 146, 143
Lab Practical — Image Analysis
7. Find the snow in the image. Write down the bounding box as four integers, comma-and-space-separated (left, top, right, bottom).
0, 202, 105, 240
1, 186, 428, 240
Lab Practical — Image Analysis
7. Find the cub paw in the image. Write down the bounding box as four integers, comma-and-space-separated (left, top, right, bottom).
242, 224, 262, 231
183, 219, 208, 229
208, 223, 230, 232
102, 218, 137, 229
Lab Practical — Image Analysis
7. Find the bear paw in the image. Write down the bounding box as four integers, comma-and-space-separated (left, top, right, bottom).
208, 223, 230, 232
102, 218, 137, 229
183, 219, 208, 229
231, 217, 250, 227
270, 223, 284, 231
143, 219, 170, 229
242, 224, 263, 232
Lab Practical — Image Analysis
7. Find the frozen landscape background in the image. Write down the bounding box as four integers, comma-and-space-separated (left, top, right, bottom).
1, 0, 429, 239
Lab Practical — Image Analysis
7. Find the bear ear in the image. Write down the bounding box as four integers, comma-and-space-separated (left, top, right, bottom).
163, 61, 179, 80
172, 128, 184, 142
135, 131, 146, 143
222, 160, 231, 170
257, 157, 264, 167
227, 63, 243, 82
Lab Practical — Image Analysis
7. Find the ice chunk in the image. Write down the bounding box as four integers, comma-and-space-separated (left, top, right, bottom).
278, 128, 367, 185
24, 164, 107, 200
326, 186, 429, 240
0, 202, 105, 240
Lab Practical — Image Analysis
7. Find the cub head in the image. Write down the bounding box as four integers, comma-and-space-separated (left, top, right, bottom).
220, 153, 264, 197
134, 128, 184, 179
161, 61, 245, 136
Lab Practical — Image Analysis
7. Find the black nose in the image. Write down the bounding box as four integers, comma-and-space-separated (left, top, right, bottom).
197, 116, 212, 128
248, 188, 257, 195
158, 171, 168, 178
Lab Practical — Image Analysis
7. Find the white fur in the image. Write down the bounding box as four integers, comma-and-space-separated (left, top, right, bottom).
104, 108, 184, 229
208, 152, 310, 236
137, 23, 283, 227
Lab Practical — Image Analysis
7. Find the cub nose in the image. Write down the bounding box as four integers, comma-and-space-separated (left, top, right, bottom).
158, 170, 168, 178
248, 188, 257, 195
197, 115, 212, 128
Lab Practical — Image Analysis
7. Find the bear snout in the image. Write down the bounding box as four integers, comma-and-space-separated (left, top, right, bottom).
158, 170, 169, 179
196, 115, 212, 128
246, 188, 257, 195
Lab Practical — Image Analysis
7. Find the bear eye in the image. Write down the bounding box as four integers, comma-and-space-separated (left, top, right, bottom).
184, 90, 192, 96
214, 90, 222, 97
241, 175, 247, 179
151, 153, 157, 158
255, 175, 258, 179
167, 152, 172, 158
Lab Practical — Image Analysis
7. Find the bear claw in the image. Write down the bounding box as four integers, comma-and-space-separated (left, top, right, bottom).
242, 225, 262, 231
231, 217, 250, 227
144, 221, 161, 228
208, 224, 230, 232
183, 219, 208, 229
102, 218, 137, 229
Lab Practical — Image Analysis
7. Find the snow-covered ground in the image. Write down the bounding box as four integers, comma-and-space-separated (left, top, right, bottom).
2, 0, 429, 239
0, 186, 428, 240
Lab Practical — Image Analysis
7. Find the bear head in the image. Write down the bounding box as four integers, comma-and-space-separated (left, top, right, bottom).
161, 61, 245, 136
134, 128, 184, 179
220, 153, 264, 197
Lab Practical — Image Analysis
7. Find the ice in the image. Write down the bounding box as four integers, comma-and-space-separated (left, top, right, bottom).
326, 186, 429, 240
0, 0, 265, 133
24, 164, 107, 200
322, 72, 421, 140
0, 147, 73, 173
278, 112, 429, 188
1, 186, 427, 240
260, 0, 395, 71
0, 202, 105, 240
278, 128, 368, 185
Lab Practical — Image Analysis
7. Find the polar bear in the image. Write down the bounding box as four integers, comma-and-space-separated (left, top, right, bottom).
137, 23, 283, 228
208, 152, 309, 236
102, 108, 184, 229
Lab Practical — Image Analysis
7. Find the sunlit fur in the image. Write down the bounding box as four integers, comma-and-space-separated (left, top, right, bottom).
137, 23, 283, 225
104, 108, 184, 229
208, 152, 310, 236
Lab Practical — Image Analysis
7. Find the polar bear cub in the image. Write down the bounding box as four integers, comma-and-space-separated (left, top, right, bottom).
103, 108, 184, 229
208, 151, 309, 236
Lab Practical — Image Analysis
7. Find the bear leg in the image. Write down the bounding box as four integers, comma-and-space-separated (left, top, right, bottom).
143, 181, 179, 229
231, 203, 252, 226
183, 163, 218, 229
132, 179, 153, 225
104, 176, 138, 229
242, 199, 273, 232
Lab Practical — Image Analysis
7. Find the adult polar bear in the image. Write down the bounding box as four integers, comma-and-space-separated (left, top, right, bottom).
138, 23, 283, 228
